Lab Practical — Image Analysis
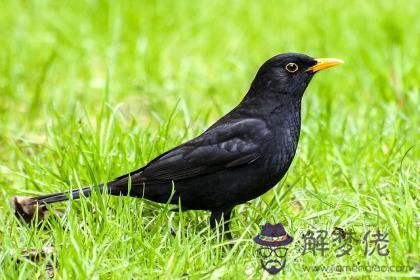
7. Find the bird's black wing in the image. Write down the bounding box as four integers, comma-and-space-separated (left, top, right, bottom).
133, 118, 272, 182
31, 119, 271, 205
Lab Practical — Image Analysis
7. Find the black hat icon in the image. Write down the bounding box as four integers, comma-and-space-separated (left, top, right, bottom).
254, 223, 293, 247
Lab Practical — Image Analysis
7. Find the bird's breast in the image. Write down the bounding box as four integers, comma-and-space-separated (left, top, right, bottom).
263, 110, 301, 176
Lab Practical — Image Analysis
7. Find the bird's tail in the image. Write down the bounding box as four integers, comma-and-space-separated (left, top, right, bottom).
12, 179, 131, 223
32, 184, 105, 204
13, 171, 143, 223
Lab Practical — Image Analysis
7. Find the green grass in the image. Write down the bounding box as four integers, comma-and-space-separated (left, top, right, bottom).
0, 0, 419, 278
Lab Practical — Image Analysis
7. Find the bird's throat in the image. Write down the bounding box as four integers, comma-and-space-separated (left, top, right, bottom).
269, 99, 302, 159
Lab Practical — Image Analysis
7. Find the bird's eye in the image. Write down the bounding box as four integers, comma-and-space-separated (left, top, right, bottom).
285, 63, 299, 73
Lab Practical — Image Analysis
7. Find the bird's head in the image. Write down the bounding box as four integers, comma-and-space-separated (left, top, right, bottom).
248, 53, 343, 101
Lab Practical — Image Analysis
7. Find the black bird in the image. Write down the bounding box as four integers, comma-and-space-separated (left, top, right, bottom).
13, 53, 343, 230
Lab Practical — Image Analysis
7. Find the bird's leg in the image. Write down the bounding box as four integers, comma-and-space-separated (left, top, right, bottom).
210, 207, 233, 238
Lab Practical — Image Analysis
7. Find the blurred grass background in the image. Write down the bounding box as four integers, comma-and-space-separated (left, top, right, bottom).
0, 0, 418, 278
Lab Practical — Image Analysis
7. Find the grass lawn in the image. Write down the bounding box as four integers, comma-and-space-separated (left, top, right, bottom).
0, 0, 418, 278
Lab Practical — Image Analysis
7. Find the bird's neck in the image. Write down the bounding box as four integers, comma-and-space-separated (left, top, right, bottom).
239, 92, 302, 122
266, 99, 302, 143
238, 93, 302, 146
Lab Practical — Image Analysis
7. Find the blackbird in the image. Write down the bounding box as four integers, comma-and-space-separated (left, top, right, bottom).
13, 53, 343, 231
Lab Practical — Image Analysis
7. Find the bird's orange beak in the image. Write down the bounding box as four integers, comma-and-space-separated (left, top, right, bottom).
307, 58, 344, 73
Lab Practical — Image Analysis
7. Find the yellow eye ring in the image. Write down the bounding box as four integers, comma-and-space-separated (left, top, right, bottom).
285, 63, 299, 73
